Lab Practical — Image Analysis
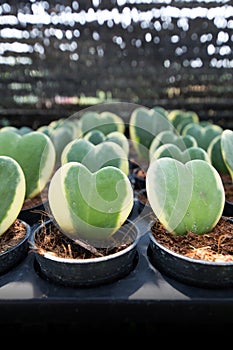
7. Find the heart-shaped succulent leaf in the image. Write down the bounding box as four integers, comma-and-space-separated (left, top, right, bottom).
151, 144, 211, 164
221, 129, 233, 181
167, 109, 199, 133
84, 130, 106, 145
49, 118, 81, 139
61, 139, 129, 175
151, 105, 169, 118
146, 158, 225, 235
48, 162, 134, 241
149, 130, 197, 161
207, 134, 229, 175
80, 111, 125, 136
105, 131, 129, 155
1, 126, 33, 135
0, 131, 56, 199
84, 129, 129, 155
129, 106, 173, 161
182, 122, 223, 151
0, 126, 18, 133
0, 156, 26, 236
38, 123, 74, 165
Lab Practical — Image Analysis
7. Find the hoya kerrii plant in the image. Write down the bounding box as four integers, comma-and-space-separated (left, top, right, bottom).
0, 125, 33, 135
0, 130, 56, 200
83, 129, 106, 145
48, 118, 81, 139
31, 112, 138, 287
38, 118, 81, 167
0, 155, 26, 237
47, 161, 134, 242
84, 129, 129, 156
45, 125, 134, 241
167, 109, 199, 134
32, 158, 137, 287
216, 129, 233, 214
129, 106, 173, 162
0, 155, 33, 275
206, 129, 233, 202
80, 110, 125, 136
146, 157, 233, 288
149, 129, 198, 162
150, 143, 211, 164
207, 133, 230, 176
61, 138, 129, 176
151, 105, 169, 118
220, 129, 233, 181
146, 157, 225, 236
137, 130, 210, 211
181, 121, 223, 151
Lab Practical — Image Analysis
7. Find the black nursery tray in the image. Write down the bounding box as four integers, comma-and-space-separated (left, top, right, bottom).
1, 201, 233, 335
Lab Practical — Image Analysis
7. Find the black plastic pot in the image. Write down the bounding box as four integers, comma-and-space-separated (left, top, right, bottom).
223, 200, 233, 217
3, 207, 233, 333
31, 218, 140, 288
148, 218, 233, 289
18, 201, 48, 227
0, 220, 31, 275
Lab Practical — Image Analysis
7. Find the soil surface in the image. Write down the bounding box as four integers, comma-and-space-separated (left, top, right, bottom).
33, 220, 135, 259
0, 219, 28, 254
151, 216, 233, 262
3, 146, 233, 262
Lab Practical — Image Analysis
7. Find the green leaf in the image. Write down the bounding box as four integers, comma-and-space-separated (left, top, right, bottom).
0, 156, 25, 236
129, 106, 173, 161
146, 158, 225, 235
48, 163, 134, 241
149, 130, 198, 161
80, 111, 125, 136
0, 131, 55, 198
207, 134, 229, 175
221, 129, 233, 181
61, 139, 129, 175
182, 122, 223, 151
167, 109, 199, 133
151, 144, 211, 164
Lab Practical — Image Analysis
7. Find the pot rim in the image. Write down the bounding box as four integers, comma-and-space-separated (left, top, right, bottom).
148, 218, 233, 267
0, 219, 31, 257
31, 218, 140, 264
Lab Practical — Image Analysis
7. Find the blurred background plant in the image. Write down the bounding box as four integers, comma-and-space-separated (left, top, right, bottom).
0, 0, 232, 129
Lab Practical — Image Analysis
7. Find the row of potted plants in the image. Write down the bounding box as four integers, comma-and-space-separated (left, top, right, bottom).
0, 108, 137, 284
32, 109, 140, 286
130, 107, 233, 288
0, 104, 233, 288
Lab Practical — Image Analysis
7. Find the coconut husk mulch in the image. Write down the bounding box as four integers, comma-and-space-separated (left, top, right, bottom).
0, 219, 28, 254
151, 216, 233, 262
33, 220, 135, 259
